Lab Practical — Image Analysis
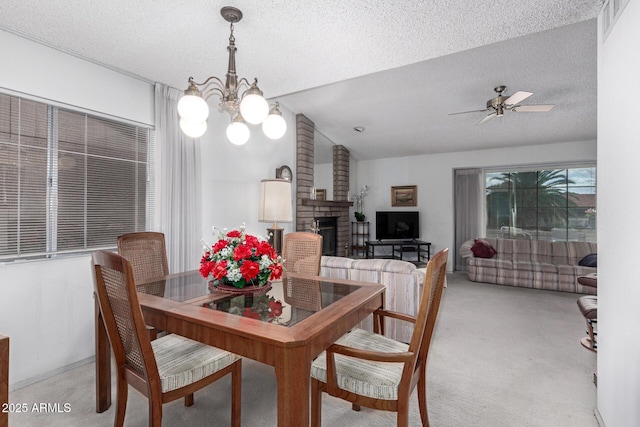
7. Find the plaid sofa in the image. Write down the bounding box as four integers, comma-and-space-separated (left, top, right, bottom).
459, 238, 596, 294
320, 256, 426, 343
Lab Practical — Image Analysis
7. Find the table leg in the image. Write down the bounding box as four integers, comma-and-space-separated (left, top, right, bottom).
94, 295, 111, 412
274, 346, 310, 427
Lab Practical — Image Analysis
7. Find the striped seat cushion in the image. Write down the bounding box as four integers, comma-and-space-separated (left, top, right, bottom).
311, 328, 409, 400
152, 334, 238, 393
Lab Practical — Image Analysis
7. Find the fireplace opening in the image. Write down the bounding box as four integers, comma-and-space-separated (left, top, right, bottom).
315, 217, 337, 256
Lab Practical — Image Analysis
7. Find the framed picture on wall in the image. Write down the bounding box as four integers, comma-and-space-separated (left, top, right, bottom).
315, 189, 326, 201
391, 185, 417, 207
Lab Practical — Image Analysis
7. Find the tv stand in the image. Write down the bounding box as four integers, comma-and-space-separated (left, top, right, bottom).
365, 239, 431, 264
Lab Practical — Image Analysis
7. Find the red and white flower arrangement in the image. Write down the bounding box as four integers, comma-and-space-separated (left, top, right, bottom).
199, 224, 284, 289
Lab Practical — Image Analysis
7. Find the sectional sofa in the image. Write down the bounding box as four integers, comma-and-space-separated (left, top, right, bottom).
320, 256, 426, 343
459, 238, 597, 294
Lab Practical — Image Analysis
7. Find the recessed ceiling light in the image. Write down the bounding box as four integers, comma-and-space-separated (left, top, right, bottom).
353, 126, 365, 133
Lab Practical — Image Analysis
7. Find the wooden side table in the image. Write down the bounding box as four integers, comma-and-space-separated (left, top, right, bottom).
0, 333, 8, 427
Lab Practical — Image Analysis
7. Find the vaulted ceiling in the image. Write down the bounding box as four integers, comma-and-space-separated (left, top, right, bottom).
0, 0, 601, 160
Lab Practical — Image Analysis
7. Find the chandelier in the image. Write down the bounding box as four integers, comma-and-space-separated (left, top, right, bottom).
177, 6, 287, 145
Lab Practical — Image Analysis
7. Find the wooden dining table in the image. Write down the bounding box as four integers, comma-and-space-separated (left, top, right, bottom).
94, 271, 385, 427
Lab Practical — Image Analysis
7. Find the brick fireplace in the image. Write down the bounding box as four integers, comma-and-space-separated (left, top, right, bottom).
295, 114, 352, 256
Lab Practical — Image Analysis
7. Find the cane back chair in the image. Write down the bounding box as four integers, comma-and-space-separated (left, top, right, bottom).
310, 248, 449, 427
92, 250, 241, 427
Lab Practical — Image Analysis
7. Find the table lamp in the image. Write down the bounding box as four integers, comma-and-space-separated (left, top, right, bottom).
258, 179, 293, 254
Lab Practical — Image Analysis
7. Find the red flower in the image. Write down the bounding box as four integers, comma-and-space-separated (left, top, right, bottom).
199, 261, 214, 278
242, 307, 260, 319
239, 260, 261, 281
269, 300, 283, 318
212, 240, 228, 253
245, 234, 259, 248
227, 230, 242, 238
211, 260, 228, 280
256, 241, 276, 258
233, 244, 253, 261
269, 263, 283, 280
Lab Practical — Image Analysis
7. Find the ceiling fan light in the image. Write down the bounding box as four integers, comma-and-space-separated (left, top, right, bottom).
226, 119, 250, 145
262, 104, 287, 139
178, 94, 209, 123
240, 92, 269, 124
180, 118, 207, 138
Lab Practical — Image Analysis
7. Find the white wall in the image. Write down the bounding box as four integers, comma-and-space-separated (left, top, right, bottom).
0, 29, 154, 126
0, 30, 155, 388
199, 103, 297, 242
597, 1, 640, 425
314, 162, 333, 200
0, 256, 95, 387
354, 140, 597, 268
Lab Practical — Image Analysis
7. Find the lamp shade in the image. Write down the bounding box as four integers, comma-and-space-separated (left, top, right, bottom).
240, 93, 269, 125
226, 121, 250, 145
180, 119, 207, 138
262, 111, 287, 139
258, 179, 293, 224
177, 94, 209, 123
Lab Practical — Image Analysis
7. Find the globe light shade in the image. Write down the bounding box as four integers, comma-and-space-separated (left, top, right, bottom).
177, 94, 209, 123
240, 93, 269, 125
180, 119, 207, 138
262, 112, 287, 139
226, 121, 250, 145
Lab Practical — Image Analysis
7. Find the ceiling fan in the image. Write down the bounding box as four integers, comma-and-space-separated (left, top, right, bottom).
449, 85, 555, 125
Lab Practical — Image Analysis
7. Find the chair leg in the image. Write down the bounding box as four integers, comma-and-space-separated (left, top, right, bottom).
184, 393, 194, 407
231, 360, 242, 427
352, 403, 361, 411
149, 398, 162, 427
581, 319, 597, 352
397, 406, 409, 427
311, 379, 322, 427
417, 367, 429, 426
114, 377, 128, 427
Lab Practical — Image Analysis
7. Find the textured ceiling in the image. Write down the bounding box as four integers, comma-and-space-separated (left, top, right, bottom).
0, 0, 602, 160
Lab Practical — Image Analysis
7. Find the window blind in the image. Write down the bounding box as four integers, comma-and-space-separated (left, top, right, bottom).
0, 93, 151, 260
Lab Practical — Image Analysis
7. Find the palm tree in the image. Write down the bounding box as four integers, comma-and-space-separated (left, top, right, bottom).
486, 170, 577, 234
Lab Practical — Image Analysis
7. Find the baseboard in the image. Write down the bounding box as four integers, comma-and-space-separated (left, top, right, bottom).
9, 356, 94, 392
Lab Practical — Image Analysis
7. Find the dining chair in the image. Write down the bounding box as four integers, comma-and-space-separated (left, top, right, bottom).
282, 232, 323, 276
310, 248, 449, 427
92, 250, 242, 427
117, 232, 169, 340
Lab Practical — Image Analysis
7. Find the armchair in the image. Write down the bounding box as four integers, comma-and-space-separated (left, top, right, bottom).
310, 248, 448, 427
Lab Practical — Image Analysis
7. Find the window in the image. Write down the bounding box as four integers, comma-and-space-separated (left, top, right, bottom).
485, 166, 596, 242
0, 93, 151, 260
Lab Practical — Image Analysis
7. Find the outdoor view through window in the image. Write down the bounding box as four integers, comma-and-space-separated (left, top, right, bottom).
485, 167, 596, 242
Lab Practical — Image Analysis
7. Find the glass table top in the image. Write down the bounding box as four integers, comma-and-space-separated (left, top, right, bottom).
137, 272, 364, 328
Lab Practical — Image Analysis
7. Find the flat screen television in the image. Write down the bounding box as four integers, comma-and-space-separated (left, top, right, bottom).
375, 211, 420, 240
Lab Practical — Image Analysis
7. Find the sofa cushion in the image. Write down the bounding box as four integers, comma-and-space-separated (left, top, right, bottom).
467, 257, 512, 270
351, 259, 417, 274
530, 240, 553, 264
471, 239, 497, 258
578, 253, 597, 267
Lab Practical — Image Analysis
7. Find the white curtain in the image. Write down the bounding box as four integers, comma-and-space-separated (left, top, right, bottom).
154, 83, 202, 273
454, 168, 483, 271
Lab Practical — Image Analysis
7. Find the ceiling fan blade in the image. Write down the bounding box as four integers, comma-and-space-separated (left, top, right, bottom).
513, 104, 556, 112
477, 113, 497, 125
448, 108, 489, 116
504, 91, 533, 106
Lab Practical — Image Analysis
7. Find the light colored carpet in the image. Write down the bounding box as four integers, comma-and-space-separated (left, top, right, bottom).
8, 272, 598, 426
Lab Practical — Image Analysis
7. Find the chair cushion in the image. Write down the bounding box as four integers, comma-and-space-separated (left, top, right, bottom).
577, 296, 598, 320
152, 334, 238, 393
311, 328, 409, 400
